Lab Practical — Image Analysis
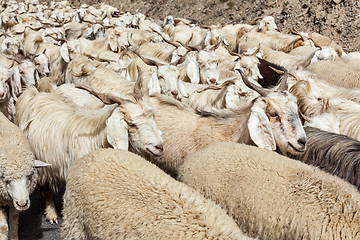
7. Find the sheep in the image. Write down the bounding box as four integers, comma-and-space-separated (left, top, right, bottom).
0, 62, 17, 121
61, 148, 254, 240
15, 84, 164, 224
288, 126, 360, 190
146, 70, 306, 177
178, 142, 360, 240
0, 112, 50, 240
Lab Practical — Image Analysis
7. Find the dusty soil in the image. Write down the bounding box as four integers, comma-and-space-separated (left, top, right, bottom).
66, 0, 360, 53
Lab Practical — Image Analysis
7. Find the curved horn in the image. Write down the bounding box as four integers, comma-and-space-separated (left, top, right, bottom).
75, 85, 128, 105
185, 33, 194, 45
132, 65, 144, 100
197, 78, 237, 93
209, 41, 221, 51
277, 70, 288, 91
149, 27, 181, 48
251, 44, 261, 56
131, 50, 162, 67
298, 109, 311, 122
224, 45, 245, 58
43, 48, 47, 54
247, 16, 263, 24
44, 34, 68, 43
171, 50, 189, 66
236, 69, 268, 97
176, 40, 200, 52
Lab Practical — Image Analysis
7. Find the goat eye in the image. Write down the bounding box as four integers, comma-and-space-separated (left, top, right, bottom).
127, 122, 135, 127
5, 180, 10, 185
268, 111, 279, 118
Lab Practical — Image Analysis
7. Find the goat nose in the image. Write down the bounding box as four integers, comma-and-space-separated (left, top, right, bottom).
0, 92, 4, 98
171, 90, 178, 98
155, 144, 164, 152
209, 78, 216, 85
46, 72, 50, 77
297, 138, 306, 148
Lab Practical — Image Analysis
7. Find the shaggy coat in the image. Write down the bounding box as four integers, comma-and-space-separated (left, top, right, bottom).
62, 148, 253, 240
178, 142, 360, 240
147, 90, 306, 177
290, 126, 360, 190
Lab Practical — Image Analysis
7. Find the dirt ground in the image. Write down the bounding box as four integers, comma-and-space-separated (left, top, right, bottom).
66, 0, 360, 53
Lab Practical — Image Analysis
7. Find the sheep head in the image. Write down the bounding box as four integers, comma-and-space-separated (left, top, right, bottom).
0, 146, 49, 212
238, 69, 307, 156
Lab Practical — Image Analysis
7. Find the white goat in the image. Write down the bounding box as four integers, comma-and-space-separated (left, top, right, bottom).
146, 70, 306, 177
15, 85, 164, 224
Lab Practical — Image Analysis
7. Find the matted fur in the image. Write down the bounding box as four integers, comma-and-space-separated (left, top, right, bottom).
178, 142, 360, 240
62, 148, 253, 240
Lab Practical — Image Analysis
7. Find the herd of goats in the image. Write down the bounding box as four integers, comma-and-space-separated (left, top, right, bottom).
1, 0, 360, 239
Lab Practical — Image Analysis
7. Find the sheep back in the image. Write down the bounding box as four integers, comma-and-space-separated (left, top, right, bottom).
0, 112, 31, 151
178, 142, 360, 240
62, 148, 252, 240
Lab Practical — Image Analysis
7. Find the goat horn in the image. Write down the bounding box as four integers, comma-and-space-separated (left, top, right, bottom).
185, 33, 194, 45
131, 50, 162, 67
209, 41, 221, 51
224, 45, 245, 58
149, 26, 181, 48
197, 78, 237, 93
75, 85, 127, 105
251, 44, 261, 56
277, 70, 288, 92
321, 98, 330, 114
298, 109, 311, 122
131, 65, 144, 100
5, 58, 15, 69
44, 34, 68, 43
247, 16, 263, 24
176, 40, 200, 52
171, 50, 189, 66
236, 69, 268, 97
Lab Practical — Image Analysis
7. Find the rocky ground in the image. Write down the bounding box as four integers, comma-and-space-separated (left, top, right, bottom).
67, 0, 360, 52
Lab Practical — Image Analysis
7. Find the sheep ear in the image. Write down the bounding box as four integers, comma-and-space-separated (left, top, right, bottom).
106, 108, 129, 150
108, 32, 118, 52
34, 160, 52, 167
187, 60, 200, 84
147, 72, 161, 95
248, 103, 276, 151
60, 43, 70, 63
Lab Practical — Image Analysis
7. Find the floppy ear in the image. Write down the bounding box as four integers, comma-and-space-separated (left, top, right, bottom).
177, 78, 189, 98
108, 32, 118, 52
11, 66, 22, 97
106, 108, 129, 150
247, 101, 276, 151
60, 43, 70, 63
35, 70, 40, 84
147, 72, 161, 95
186, 60, 200, 84
34, 160, 52, 167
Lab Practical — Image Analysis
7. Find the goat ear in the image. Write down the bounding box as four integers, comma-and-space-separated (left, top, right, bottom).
177, 78, 189, 98
34, 160, 52, 168
248, 102, 276, 151
258, 20, 266, 31
187, 60, 200, 84
108, 32, 118, 52
60, 43, 70, 63
106, 108, 129, 150
11, 66, 22, 97
147, 72, 161, 95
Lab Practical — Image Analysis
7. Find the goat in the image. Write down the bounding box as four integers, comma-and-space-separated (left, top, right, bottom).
146, 69, 306, 177
15, 80, 164, 224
